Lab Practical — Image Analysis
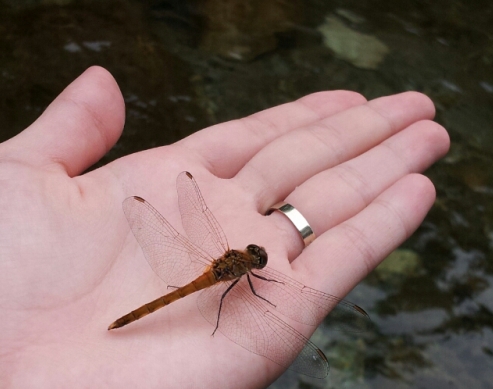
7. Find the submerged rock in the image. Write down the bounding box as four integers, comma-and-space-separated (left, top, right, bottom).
376, 249, 422, 282
318, 15, 389, 69
197, 0, 301, 61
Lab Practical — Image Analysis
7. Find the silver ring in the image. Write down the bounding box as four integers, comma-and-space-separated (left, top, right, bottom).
266, 202, 316, 247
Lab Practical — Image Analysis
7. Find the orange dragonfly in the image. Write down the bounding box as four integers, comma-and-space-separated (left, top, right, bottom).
108, 171, 370, 378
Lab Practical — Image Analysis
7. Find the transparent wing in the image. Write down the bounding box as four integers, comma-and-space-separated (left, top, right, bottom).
250, 267, 372, 332
197, 277, 330, 379
175, 173, 369, 329
123, 196, 211, 287
176, 171, 229, 259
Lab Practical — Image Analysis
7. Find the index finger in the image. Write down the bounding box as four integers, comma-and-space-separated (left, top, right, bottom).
178, 91, 367, 178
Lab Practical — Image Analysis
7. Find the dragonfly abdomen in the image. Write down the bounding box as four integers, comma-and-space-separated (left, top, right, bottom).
108, 271, 217, 330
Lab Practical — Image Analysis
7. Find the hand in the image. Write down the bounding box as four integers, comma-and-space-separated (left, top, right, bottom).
0, 66, 449, 388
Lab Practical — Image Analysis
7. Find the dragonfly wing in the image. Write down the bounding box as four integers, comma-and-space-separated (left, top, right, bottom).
123, 196, 210, 287
197, 278, 329, 379
249, 267, 372, 332
176, 172, 229, 259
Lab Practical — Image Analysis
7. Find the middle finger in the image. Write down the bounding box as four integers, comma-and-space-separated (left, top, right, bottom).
235, 92, 435, 208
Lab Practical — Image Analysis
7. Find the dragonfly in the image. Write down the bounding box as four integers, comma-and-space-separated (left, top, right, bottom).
108, 171, 371, 378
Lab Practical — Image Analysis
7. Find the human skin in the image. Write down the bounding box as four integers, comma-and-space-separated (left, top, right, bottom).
0, 66, 449, 388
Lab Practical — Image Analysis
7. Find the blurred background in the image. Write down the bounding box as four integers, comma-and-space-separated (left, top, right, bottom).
1, 1, 492, 388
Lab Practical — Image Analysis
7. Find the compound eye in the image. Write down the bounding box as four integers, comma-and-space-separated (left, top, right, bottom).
247, 244, 268, 268
257, 248, 268, 267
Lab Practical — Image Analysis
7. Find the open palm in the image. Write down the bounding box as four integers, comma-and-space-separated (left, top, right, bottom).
0, 67, 449, 388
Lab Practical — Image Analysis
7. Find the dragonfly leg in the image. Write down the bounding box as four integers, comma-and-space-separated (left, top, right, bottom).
250, 271, 284, 285
247, 274, 276, 308
212, 278, 241, 336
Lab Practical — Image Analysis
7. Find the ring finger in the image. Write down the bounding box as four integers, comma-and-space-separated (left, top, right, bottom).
261, 119, 448, 258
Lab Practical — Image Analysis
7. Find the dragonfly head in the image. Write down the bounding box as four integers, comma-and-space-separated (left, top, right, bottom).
246, 244, 268, 269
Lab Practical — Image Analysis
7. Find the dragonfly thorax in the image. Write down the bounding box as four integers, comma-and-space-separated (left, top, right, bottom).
212, 245, 268, 281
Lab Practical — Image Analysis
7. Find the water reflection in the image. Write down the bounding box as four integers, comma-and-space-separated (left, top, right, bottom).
1, 0, 492, 388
